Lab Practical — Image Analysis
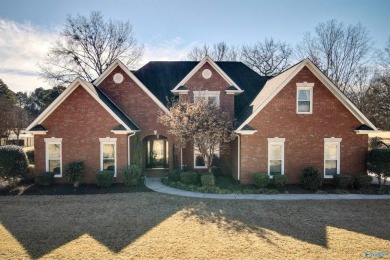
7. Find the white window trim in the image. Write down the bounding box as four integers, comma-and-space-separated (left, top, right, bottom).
193, 90, 220, 106
193, 144, 220, 169
99, 137, 117, 177
296, 82, 314, 114
267, 138, 285, 177
324, 137, 342, 178
44, 137, 63, 178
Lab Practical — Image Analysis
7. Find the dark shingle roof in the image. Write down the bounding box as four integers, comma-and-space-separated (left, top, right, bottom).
355, 124, 374, 131
215, 62, 270, 118
133, 62, 198, 106
29, 124, 47, 131
242, 124, 256, 131
94, 87, 139, 131
133, 61, 269, 119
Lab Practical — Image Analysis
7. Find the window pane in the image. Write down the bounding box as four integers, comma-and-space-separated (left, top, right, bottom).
298, 101, 310, 112
298, 90, 310, 101
103, 159, 115, 172
270, 160, 282, 175
48, 144, 60, 159
269, 144, 282, 160
325, 160, 337, 176
103, 144, 115, 158
325, 144, 337, 160
195, 155, 205, 167
49, 160, 61, 175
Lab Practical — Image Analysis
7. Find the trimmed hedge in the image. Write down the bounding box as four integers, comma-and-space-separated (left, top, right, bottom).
354, 175, 373, 189
168, 169, 181, 182
35, 172, 54, 186
123, 164, 143, 186
367, 149, 390, 187
0, 145, 29, 179
64, 161, 85, 186
273, 175, 288, 189
201, 174, 215, 187
96, 170, 114, 188
333, 174, 354, 189
301, 166, 322, 191
253, 172, 269, 188
180, 171, 198, 185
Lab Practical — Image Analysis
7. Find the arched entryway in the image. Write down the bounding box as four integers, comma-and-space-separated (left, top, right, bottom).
144, 135, 169, 169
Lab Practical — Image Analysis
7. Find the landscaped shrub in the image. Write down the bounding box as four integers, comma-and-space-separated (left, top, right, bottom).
367, 149, 390, 188
333, 173, 354, 189
0, 145, 29, 180
168, 169, 181, 182
301, 166, 322, 191
96, 170, 114, 188
354, 174, 373, 189
253, 172, 269, 188
26, 149, 34, 164
201, 174, 215, 187
123, 164, 143, 186
180, 171, 198, 185
25, 165, 35, 181
272, 175, 288, 189
35, 172, 54, 186
64, 161, 85, 187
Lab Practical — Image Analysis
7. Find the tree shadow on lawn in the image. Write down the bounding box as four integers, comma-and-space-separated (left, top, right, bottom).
0, 193, 389, 258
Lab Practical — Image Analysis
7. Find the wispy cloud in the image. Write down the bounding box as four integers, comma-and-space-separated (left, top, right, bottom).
0, 19, 196, 92
142, 37, 197, 64
0, 19, 56, 92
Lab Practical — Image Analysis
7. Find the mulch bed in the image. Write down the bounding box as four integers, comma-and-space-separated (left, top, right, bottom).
0, 181, 152, 196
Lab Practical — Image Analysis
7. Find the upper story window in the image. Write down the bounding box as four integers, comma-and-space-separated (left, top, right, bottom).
296, 82, 314, 114
193, 91, 220, 106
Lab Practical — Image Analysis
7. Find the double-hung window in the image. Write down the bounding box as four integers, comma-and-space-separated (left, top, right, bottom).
193, 91, 220, 106
100, 138, 117, 177
44, 138, 62, 177
324, 138, 341, 178
267, 138, 285, 176
296, 82, 314, 114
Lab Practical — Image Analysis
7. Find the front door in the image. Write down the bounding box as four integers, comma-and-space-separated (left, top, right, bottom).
146, 137, 168, 169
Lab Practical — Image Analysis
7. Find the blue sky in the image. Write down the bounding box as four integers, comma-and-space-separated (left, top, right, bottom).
0, 0, 389, 92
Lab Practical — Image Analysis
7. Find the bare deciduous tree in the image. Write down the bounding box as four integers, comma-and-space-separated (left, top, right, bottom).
296, 20, 373, 93
241, 38, 293, 76
39, 11, 144, 85
187, 42, 239, 61
361, 71, 390, 130
158, 100, 235, 172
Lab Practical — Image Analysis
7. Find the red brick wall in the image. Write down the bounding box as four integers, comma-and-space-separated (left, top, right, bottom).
178, 63, 235, 173
98, 67, 174, 172
35, 85, 128, 183
240, 66, 368, 184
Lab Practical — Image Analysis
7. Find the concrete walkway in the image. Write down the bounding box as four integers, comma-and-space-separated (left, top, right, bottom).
145, 178, 390, 200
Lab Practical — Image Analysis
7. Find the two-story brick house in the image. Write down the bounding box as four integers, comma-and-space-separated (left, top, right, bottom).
26, 57, 377, 184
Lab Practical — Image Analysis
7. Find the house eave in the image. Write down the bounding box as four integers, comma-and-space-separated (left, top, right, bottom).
26, 131, 48, 135
235, 130, 257, 135
354, 130, 383, 135
225, 90, 244, 95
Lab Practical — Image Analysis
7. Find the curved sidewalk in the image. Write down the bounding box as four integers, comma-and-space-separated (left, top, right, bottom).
145, 178, 390, 200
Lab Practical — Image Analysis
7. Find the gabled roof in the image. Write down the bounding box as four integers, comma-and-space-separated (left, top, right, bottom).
133, 60, 268, 118
93, 59, 170, 114
171, 56, 243, 93
236, 59, 378, 131
26, 78, 139, 132
133, 61, 197, 106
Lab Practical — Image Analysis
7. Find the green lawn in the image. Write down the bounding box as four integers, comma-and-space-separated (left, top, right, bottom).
0, 192, 389, 259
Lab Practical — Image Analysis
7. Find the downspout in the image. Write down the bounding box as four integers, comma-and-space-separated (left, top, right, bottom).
128, 132, 136, 165
238, 134, 241, 181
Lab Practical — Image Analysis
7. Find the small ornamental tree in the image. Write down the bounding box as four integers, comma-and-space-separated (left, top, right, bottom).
159, 99, 235, 173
